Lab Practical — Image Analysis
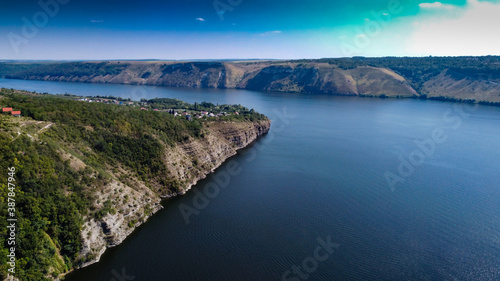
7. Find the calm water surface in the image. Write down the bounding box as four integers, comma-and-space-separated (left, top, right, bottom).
1, 78, 500, 280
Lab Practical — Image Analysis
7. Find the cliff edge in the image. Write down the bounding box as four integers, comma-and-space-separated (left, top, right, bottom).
78, 120, 270, 268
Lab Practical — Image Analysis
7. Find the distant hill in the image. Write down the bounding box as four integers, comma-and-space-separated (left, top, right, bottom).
1, 56, 499, 105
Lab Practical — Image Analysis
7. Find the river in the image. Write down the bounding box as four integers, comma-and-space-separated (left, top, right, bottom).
1, 78, 500, 280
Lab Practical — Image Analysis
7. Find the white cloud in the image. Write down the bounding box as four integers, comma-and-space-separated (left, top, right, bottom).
407, 0, 500, 56
196, 18, 206, 22
418, 2, 454, 10
90, 20, 104, 23
259, 30, 282, 36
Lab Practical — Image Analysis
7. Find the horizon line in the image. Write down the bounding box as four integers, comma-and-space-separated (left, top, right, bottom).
1, 55, 500, 63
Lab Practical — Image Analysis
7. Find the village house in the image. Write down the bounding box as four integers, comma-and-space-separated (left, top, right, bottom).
11, 111, 21, 117
2, 108, 12, 113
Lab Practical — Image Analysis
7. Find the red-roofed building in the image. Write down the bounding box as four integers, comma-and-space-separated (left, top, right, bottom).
2, 107, 12, 113
11, 111, 21, 117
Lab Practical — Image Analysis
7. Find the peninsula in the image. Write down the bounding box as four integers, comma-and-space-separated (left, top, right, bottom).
0, 89, 270, 280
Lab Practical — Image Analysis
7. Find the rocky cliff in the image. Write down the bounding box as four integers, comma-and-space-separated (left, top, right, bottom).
76, 119, 270, 269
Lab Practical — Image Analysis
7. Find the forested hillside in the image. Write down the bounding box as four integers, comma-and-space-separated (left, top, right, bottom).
0, 89, 269, 280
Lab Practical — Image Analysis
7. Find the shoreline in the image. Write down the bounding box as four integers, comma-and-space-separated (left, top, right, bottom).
2, 77, 499, 108
62, 121, 270, 280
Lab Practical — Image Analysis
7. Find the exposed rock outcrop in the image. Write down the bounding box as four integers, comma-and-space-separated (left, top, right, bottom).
76, 119, 270, 268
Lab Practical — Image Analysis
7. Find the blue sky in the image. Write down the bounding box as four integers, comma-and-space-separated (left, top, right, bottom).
0, 0, 499, 59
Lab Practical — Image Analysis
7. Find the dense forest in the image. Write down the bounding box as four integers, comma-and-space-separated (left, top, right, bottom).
0, 89, 267, 280
0, 62, 128, 79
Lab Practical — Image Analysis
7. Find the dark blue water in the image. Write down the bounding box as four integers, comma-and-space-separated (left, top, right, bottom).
2, 78, 500, 280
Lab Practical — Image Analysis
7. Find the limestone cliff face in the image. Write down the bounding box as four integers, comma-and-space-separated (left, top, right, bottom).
238, 64, 418, 97
3, 61, 420, 98
76, 119, 270, 269
161, 120, 270, 196
78, 179, 162, 268
423, 69, 500, 103
25, 62, 229, 89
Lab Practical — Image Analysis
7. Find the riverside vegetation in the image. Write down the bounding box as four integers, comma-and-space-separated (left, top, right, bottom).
0, 88, 269, 280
